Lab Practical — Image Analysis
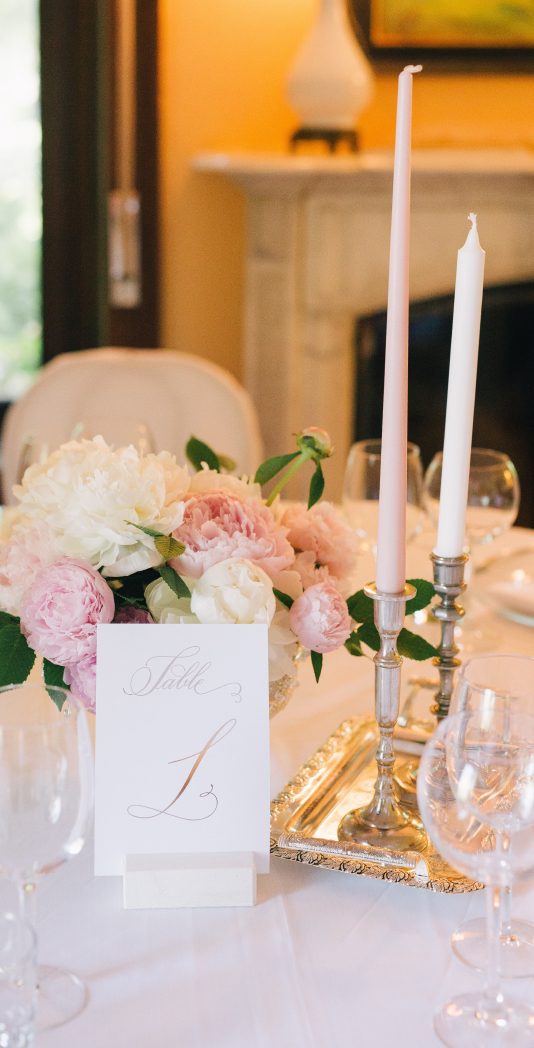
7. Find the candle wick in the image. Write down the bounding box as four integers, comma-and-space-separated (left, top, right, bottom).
403, 64, 423, 75
468, 212, 477, 229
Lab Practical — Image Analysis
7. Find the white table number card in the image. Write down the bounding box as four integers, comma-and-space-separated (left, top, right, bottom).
95, 624, 270, 907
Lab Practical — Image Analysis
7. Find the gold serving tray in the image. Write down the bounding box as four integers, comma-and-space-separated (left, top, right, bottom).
270, 716, 481, 893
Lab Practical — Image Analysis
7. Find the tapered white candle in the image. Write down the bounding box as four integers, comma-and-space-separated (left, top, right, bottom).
435, 214, 485, 557
376, 64, 421, 594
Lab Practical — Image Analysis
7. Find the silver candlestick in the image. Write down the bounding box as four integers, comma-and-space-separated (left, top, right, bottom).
338, 582, 426, 852
430, 552, 469, 721
394, 552, 469, 804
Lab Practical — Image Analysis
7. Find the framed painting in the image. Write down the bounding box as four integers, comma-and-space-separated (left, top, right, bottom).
350, 0, 534, 68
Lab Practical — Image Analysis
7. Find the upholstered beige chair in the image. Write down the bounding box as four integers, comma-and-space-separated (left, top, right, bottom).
1, 348, 263, 502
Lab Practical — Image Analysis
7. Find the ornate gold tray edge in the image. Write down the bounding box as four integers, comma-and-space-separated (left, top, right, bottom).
270, 716, 482, 893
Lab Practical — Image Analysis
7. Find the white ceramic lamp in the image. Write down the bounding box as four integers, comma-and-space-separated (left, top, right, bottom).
286, 0, 374, 144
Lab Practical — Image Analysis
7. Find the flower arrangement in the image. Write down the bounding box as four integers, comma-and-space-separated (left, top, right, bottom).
0, 428, 436, 711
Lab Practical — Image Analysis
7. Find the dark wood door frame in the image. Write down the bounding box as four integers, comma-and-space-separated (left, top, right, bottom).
40, 0, 159, 362
109, 0, 159, 347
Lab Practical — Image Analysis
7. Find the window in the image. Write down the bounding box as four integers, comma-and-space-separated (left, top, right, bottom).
0, 0, 41, 398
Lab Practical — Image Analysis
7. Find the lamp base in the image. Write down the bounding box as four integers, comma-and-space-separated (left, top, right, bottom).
289, 127, 359, 153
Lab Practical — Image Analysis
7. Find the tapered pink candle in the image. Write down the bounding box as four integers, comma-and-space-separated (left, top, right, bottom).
376, 64, 421, 594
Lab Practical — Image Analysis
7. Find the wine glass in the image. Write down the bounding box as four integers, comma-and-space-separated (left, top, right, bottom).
343, 439, 425, 556
70, 413, 155, 455
424, 448, 520, 652
16, 415, 155, 483
0, 682, 94, 1031
0, 913, 36, 1048
417, 710, 534, 1047
15, 436, 51, 484
424, 447, 520, 558
449, 653, 534, 978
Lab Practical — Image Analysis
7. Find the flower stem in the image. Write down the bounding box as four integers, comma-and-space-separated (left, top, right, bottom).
266, 449, 313, 506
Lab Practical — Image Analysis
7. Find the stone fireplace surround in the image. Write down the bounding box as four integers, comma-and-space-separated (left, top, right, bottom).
193, 150, 534, 497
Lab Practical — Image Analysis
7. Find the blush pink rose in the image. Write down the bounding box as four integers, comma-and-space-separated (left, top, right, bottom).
281, 502, 358, 590
289, 582, 352, 654
171, 491, 294, 579
113, 606, 153, 624
20, 558, 115, 666
64, 654, 97, 713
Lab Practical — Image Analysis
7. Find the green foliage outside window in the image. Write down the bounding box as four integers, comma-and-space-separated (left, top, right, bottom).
0, 0, 41, 399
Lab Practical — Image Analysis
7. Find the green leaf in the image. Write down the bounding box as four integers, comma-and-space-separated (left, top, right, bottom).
186, 436, 221, 472
154, 535, 186, 561
126, 523, 185, 562
397, 629, 439, 661
217, 453, 237, 473
346, 589, 374, 623
405, 578, 435, 616
158, 563, 191, 600
126, 521, 164, 540
299, 434, 317, 449
114, 592, 147, 610
0, 622, 36, 687
43, 659, 69, 709
273, 588, 294, 610
254, 451, 300, 486
344, 631, 364, 657
311, 650, 323, 682
0, 611, 19, 629
308, 462, 324, 509
356, 621, 381, 652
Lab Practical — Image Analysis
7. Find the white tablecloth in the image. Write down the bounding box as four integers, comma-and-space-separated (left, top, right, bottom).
11, 530, 534, 1047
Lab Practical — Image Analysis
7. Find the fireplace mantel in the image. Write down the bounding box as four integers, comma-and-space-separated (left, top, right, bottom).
193, 150, 534, 495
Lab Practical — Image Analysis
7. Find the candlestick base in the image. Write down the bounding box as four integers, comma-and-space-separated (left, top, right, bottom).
338, 582, 427, 853
338, 799, 426, 852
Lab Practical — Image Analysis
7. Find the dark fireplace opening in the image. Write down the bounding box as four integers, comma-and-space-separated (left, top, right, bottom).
354, 281, 534, 528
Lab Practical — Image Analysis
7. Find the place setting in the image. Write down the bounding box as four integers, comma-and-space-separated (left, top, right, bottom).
3, 17, 534, 1048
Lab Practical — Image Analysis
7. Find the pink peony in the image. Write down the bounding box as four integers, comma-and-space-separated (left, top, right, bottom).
293, 551, 332, 592
289, 582, 352, 654
281, 502, 358, 591
20, 558, 115, 666
113, 606, 153, 624
64, 653, 97, 713
0, 520, 59, 616
171, 491, 294, 579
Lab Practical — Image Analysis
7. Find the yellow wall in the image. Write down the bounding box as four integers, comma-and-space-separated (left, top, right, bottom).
159, 1, 534, 379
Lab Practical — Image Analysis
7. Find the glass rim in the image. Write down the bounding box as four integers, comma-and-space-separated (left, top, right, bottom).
349, 438, 421, 461
458, 653, 534, 697
0, 682, 85, 729
430, 447, 515, 472
437, 708, 534, 736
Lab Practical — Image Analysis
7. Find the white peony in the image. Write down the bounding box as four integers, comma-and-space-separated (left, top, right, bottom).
14, 437, 191, 577
145, 578, 198, 624
190, 557, 275, 625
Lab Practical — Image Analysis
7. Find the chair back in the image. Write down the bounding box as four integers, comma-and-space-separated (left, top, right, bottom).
2, 348, 263, 502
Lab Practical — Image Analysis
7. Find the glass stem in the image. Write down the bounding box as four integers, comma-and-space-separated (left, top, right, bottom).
500, 883, 513, 942
17, 878, 39, 994
483, 883, 503, 1010
17, 878, 38, 938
